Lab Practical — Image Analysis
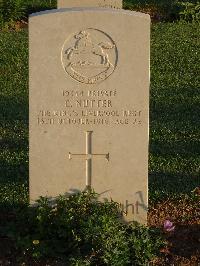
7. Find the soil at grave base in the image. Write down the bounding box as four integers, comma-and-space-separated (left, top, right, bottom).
148, 197, 200, 266
0, 198, 199, 266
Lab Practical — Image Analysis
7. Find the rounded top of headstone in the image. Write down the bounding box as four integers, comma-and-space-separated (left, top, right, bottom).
29, 8, 151, 21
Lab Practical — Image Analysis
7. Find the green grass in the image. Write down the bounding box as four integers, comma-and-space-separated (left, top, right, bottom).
0, 31, 28, 207
0, 22, 200, 208
150, 22, 200, 201
0, 0, 199, 28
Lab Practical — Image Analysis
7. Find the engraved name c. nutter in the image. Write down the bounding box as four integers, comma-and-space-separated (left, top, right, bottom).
61, 29, 118, 84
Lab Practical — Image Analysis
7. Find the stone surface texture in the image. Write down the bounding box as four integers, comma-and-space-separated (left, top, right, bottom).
58, 0, 122, 9
29, 8, 150, 224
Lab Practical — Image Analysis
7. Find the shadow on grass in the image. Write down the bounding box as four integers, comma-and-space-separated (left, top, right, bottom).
149, 84, 200, 200
150, 84, 199, 124
0, 95, 28, 123
0, 92, 29, 253
0, 92, 28, 180
149, 171, 199, 201
150, 139, 199, 156
150, 99, 200, 126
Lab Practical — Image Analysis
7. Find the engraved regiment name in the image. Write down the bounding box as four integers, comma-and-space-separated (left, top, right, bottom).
37, 89, 143, 127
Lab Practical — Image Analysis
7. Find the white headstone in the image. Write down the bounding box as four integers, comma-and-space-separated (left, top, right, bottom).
29, 8, 150, 224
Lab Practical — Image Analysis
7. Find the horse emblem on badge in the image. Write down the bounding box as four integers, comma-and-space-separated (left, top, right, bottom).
61, 29, 118, 84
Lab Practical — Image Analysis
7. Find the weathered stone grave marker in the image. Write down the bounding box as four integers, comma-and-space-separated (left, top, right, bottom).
29, 7, 150, 224
58, 0, 122, 9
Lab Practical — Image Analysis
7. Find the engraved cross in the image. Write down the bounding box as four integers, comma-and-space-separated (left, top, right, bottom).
69, 131, 109, 189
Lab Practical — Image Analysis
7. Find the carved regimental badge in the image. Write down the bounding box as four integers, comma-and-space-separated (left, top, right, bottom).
61, 29, 117, 84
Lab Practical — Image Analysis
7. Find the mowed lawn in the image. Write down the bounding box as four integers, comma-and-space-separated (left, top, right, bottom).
0, 22, 199, 208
